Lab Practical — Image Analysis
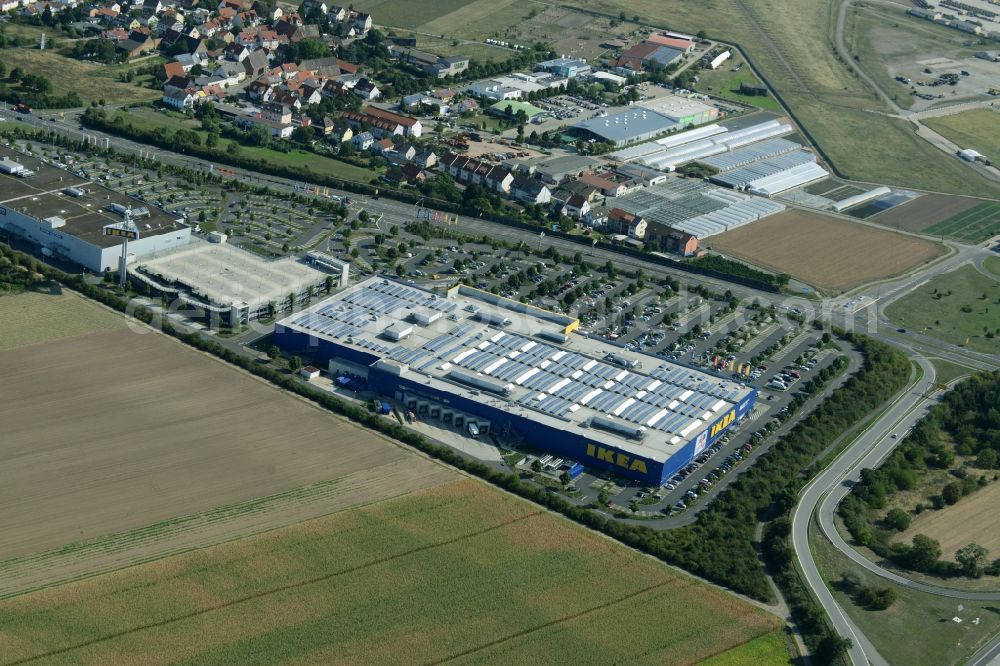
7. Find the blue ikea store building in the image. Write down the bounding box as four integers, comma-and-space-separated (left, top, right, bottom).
275, 278, 757, 486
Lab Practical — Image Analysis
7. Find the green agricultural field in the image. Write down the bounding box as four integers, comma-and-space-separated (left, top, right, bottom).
886, 265, 1000, 354
701, 630, 793, 665
694, 55, 782, 111
925, 109, 1000, 166
0, 479, 781, 665
0, 48, 161, 106
926, 203, 1000, 244
0, 291, 125, 351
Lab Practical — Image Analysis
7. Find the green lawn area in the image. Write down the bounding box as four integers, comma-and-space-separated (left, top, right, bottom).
118, 107, 202, 133
239, 144, 377, 183
886, 264, 1000, 354
0, 480, 780, 664
929, 357, 974, 386
700, 630, 793, 665
694, 55, 782, 112
985, 256, 1000, 278
0, 48, 161, 106
110, 108, 379, 184
810, 521, 1000, 666
412, 34, 513, 62
925, 203, 1000, 244
925, 109, 1000, 166
350, 0, 484, 29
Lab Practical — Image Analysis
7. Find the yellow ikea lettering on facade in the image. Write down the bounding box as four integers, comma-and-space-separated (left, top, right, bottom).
710, 410, 736, 438
586, 444, 648, 474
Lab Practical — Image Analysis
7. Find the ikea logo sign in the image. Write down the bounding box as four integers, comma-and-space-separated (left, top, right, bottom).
710, 410, 736, 438
586, 444, 648, 474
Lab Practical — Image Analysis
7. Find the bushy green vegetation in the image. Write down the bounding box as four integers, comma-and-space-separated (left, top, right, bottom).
811, 520, 1000, 666
840, 371, 1000, 577
687, 254, 789, 289
0, 248, 43, 294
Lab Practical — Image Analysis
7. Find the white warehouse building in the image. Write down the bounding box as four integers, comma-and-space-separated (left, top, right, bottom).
0, 148, 189, 272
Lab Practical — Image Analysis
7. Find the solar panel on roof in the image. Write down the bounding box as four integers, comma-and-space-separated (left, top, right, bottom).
450, 323, 475, 338
589, 391, 623, 412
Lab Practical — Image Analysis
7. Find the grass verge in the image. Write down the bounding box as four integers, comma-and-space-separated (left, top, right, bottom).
809, 519, 1000, 666
885, 265, 1000, 354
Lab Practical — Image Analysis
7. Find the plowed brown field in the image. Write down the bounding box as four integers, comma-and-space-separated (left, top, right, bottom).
707, 210, 944, 292
0, 293, 455, 597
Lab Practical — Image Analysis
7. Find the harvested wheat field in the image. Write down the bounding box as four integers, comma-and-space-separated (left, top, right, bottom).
895, 481, 1000, 560
0, 479, 782, 666
707, 210, 944, 292
0, 289, 125, 351
0, 292, 456, 597
872, 194, 984, 234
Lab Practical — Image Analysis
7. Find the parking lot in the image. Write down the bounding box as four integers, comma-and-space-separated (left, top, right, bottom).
19, 140, 346, 261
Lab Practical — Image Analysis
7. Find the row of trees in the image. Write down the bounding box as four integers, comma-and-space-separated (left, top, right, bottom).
687, 254, 790, 288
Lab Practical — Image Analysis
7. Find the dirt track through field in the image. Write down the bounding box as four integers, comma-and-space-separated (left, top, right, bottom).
707, 209, 943, 292
0, 319, 455, 596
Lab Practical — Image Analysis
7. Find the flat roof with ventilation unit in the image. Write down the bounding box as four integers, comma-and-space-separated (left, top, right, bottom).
0, 145, 184, 248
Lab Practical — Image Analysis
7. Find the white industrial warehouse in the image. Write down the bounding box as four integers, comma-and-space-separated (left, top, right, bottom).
0, 147, 189, 271
573, 95, 721, 147
614, 120, 797, 171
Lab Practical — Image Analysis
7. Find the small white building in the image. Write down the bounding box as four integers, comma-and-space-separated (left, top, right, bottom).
351, 131, 375, 151
300, 365, 321, 379
709, 50, 732, 70
162, 88, 196, 109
